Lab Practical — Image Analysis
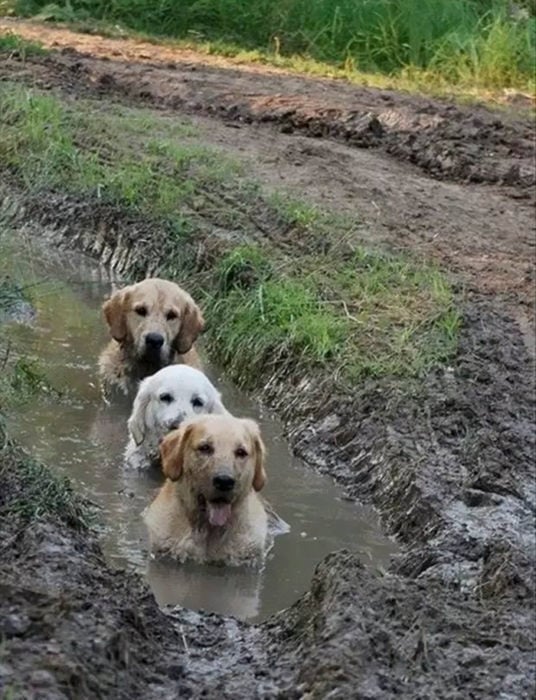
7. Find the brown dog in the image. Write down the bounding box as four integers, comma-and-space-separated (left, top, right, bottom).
143, 414, 269, 566
98, 278, 204, 398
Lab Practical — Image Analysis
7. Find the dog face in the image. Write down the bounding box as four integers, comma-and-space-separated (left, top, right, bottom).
128, 365, 227, 447
102, 278, 204, 369
160, 415, 266, 528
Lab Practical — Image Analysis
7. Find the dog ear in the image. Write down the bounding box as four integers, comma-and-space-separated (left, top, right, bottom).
127, 379, 151, 446
160, 424, 192, 481
102, 289, 129, 342
243, 419, 266, 491
173, 300, 205, 355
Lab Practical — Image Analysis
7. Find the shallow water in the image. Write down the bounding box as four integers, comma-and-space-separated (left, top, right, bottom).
2, 228, 397, 621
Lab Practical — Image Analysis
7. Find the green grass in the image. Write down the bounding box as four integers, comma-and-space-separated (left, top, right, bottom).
194, 245, 460, 386
0, 30, 47, 56
0, 82, 460, 384
0, 86, 243, 224
7, 0, 535, 91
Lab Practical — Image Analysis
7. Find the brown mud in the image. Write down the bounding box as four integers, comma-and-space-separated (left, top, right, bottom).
0, 18, 535, 700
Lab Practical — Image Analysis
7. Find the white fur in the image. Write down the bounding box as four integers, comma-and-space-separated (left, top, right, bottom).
124, 365, 227, 469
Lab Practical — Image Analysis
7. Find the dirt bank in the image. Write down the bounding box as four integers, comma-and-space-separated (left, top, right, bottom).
0, 19, 534, 699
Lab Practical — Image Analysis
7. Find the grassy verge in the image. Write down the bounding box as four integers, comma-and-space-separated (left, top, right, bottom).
0, 81, 460, 387
4, 0, 535, 94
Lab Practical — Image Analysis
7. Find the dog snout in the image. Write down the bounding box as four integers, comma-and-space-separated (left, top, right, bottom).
167, 415, 184, 431
145, 332, 164, 350
212, 474, 235, 492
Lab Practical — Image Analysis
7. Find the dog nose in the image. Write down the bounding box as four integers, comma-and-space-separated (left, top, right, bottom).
213, 474, 235, 492
145, 332, 164, 349
167, 416, 184, 431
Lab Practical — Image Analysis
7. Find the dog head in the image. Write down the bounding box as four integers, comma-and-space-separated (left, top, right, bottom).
102, 278, 204, 370
159, 415, 266, 528
128, 365, 227, 448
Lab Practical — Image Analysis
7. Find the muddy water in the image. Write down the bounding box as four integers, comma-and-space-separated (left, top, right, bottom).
1, 228, 397, 621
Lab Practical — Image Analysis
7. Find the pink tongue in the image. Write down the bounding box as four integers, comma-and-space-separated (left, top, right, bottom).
208, 502, 232, 527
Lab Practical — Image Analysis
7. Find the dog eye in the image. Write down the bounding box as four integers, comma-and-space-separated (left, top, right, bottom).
235, 447, 248, 458
159, 393, 174, 403
135, 306, 148, 317
197, 443, 213, 455
166, 310, 178, 321
191, 397, 204, 408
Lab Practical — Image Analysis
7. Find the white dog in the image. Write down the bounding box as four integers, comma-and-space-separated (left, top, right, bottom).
124, 365, 227, 469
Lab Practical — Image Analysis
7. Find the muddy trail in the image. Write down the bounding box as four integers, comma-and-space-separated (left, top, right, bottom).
0, 17, 535, 700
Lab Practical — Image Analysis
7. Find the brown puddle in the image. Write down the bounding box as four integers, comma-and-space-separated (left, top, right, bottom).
1, 226, 397, 621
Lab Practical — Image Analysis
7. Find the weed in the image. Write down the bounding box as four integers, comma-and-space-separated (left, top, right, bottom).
0, 31, 47, 57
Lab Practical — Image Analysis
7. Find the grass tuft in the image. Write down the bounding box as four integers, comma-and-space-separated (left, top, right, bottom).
0, 30, 47, 57
192, 244, 460, 386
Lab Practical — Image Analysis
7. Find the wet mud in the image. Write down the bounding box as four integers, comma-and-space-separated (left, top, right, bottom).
0, 18, 535, 700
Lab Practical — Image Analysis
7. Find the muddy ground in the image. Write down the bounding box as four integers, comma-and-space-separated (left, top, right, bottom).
0, 19, 535, 700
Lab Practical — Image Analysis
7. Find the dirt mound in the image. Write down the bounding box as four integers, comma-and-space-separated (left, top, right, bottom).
264, 551, 535, 699
1, 484, 533, 700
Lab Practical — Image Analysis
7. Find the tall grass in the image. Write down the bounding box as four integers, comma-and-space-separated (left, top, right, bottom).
11, 0, 536, 88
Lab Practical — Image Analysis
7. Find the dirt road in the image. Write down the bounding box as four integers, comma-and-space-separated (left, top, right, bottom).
0, 18, 534, 700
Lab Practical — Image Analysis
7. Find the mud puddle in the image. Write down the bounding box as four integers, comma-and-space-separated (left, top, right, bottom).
1, 226, 396, 621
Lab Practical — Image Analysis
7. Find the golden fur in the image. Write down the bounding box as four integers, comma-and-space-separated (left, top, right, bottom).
143, 414, 269, 566
98, 278, 204, 398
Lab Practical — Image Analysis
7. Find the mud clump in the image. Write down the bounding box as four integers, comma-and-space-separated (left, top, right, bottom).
264, 551, 535, 699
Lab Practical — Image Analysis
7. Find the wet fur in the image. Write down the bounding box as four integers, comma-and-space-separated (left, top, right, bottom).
98, 278, 204, 399
143, 415, 269, 566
